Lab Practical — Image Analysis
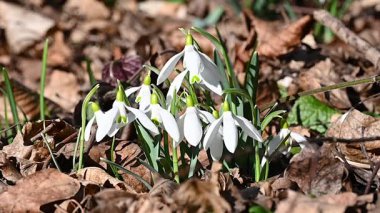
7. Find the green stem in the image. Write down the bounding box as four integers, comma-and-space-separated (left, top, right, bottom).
110, 136, 121, 179
40, 39, 49, 120
78, 84, 100, 171
72, 128, 81, 171
86, 58, 97, 86
163, 131, 170, 160
172, 143, 180, 183
1, 68, 21, 133
254, 145, 261, 182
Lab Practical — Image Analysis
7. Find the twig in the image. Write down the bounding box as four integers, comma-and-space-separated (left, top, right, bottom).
313, 10, 380, 69
309, 136, 380, 144
364, 162, 380, 194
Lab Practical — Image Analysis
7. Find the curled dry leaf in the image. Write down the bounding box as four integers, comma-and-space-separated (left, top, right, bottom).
327, 109, 380, 168
0, 1, 54, 54
0, 152, 23, 183
285, 143, 345, 196
257, 15, 313, 57
76, 167, 136, 192
0, 169, 80, 212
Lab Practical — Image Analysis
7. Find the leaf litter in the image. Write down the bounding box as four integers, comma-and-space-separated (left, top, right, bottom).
1, 0, 380, 212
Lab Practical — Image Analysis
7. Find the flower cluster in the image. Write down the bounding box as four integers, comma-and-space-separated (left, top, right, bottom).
84, 29, 306, 170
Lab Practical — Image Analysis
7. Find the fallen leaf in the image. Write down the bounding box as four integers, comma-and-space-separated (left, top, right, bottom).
48, 31, 72, 67
0, 169, 80, 212
138, 1, 187, 19
298, 59, 352, 109
257, 15, 313, 57
327, 110, 380, 167
64, 0, 110, 20
276, 190, 370, 213
285, 143, 345, 196
0, 1, 54, 54
0, 152, 23, 183
172, 178, 231, 212
44, 70, 81, 112
76, 167, 136, 192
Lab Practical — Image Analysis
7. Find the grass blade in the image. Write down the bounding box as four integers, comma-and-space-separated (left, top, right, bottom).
1, 67, 21, 132
40, 39, 49, 120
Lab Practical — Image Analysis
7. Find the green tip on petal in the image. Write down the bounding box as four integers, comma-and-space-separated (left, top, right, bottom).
116, 88, 124, 102
190, 75, 201, 84
212, 110, 219, 119
91, 102, 101, 112
143, 74, 151, 85
151, 93, 159, 104
186, 95, 194, 107
185, 33, 193, 46
222, 101, 230, 112
117, 115, 127, 123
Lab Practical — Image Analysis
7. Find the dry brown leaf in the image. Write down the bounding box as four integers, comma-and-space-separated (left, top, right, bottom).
44, 70, 81, 112
64, 0, 110, 20
172, 178, 231, 213
48, 31, 72, 67
138, 1, 187, 19
0, 169, 80, 212
0, 1, 54, 54
257, 15, 313, 57
76, 167, 136, 192
327, 110, 380, 167
285, 143, 345, 196
0, 152, 23, 183
276, 190, 367, 213
298, 59, 352, 109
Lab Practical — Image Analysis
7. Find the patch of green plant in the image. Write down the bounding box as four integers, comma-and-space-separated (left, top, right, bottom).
288, 95, 340, 134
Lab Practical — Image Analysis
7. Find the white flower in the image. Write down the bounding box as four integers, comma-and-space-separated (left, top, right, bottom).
176, 96, 215, 147
261, 126, 307, 168
106, 88, 160, 137
85, 102, 115, 142
266, 128, 307, 157
203, 101, 263, 161
157, 33, 223, 105
146, 94, 180, 141
125, 74, 151, 111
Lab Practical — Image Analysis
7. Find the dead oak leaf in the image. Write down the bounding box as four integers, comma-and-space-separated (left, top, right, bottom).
0, 169, 80, 212
285, 143, 345, 196
257, 15, 313, 57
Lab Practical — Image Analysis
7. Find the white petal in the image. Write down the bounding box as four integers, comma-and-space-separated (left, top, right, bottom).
183, 46, 202, 77
223, 112, 238, 153
199, 52, 223, 95
203, 118, 222, 150
126, 105, 160, 136
209, 133, 223, 161
84, 116, 95, 141
197, 109, 215, 124
107, 122, 123, 137
150, 104, 162, 122
234, 115, 263, 142
174, 115, 185, 147
125, 86, 141, 97
290, 132, 307, 149
166, 70, 188, 107
267, 135, 283, 156
157, 50, 185, 85
159, 106, 180, 142
113, 101, 127, 118
137, 85, 151, 111
94, 111, 113, 142
184, 107, 203, 146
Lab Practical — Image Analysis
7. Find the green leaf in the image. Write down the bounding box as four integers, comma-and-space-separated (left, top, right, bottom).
245, 51, 259, 105
288, 96, 340, 133
135, 123, 160, 171
249, 205, 271, 213
191, 27, 223, 52
193, 6, 224, 28
261, 110, 286, 131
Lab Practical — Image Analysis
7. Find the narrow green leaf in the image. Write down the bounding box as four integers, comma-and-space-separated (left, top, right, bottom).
1, 68, 21, 132
86, 58, 97, 86
191, 27, 223, 52
260, 110, 286, 130
245, 51, 259, 105
40, 39, 49, 120
101, 158, 153, 190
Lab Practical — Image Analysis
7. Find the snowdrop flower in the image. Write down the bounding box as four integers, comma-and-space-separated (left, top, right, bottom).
146, 93, 180, 141
157, 33, 223, 105
125, 74, 151, 111
266, 123, 307, 157
176, 95, 215, 147
261, 122, 307, 168
204, 101, 263, 160
85, 102, 115, 142
106, 87, 160, 137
